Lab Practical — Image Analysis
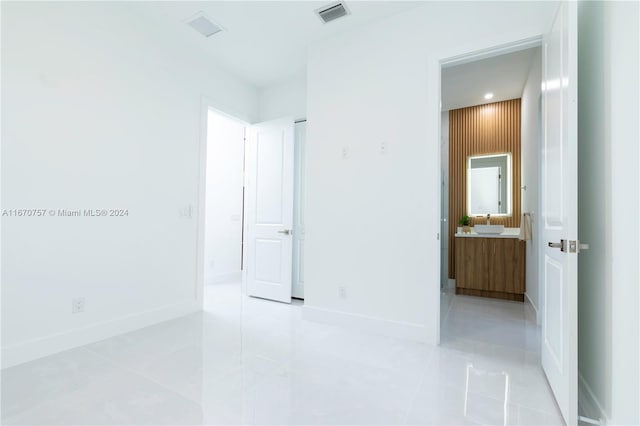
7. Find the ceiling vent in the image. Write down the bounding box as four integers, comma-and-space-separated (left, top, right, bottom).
316, 2, 350, 24
187, 12, 223, 38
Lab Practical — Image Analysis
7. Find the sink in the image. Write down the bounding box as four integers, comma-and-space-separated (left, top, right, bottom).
474, 225, 505, 234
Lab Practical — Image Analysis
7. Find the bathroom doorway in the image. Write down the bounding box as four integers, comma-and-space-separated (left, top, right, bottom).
438, 44, 543, 349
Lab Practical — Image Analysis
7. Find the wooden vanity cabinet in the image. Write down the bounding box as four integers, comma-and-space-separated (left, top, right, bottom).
455, 237, 525, 301
456, 238, 489, 290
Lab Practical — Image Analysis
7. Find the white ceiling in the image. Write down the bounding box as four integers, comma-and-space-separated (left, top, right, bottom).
441, 47, 540, 111
133, 1, 423, 89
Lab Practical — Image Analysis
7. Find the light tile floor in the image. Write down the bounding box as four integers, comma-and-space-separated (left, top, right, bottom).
2, 284, 564, 425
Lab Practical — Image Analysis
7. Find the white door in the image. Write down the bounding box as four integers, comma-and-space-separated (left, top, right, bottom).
245, 118, 295, 303
540, 2, 578, 424
292, 121, 306, 299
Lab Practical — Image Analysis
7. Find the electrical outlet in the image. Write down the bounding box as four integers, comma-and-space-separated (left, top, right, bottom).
338, 285, 347, 299
178, 205, 193, 218
72, 297, 85, 314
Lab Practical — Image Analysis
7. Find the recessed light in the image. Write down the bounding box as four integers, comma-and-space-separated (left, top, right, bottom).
484, 93, 494, 100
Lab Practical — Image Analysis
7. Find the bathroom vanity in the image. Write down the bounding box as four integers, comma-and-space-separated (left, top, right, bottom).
455, 228, 525, 302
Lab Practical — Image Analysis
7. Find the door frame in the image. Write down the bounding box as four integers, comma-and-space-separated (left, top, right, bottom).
196, 97, 252, 307
432, 35, 543, 344
292, 119, 307, 300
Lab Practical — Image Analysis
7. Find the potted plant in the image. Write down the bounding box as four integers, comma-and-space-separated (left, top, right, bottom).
459, 215, 471, 234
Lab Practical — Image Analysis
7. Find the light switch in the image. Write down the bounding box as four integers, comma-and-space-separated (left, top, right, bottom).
380, 141, 387, 155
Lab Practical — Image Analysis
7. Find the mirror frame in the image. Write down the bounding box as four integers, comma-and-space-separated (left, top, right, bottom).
466, 152, 512, 217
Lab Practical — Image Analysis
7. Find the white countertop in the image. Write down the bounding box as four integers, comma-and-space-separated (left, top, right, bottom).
455, 227, 521, 239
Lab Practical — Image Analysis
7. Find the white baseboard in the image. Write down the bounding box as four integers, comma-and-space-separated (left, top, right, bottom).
579, 371, 609, 425
302, 305, 427, 342
2, 300, 200, 369
208, 271, 242, 284
524, 292, 539, 325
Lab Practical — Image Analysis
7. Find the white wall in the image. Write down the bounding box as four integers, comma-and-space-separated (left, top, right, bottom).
1, 2, 258, 367
204, 111, 245, 284
258, 73, 307, 122
303, 1, 558, 342
520, 48, 542, 322
578, 1, 639, 424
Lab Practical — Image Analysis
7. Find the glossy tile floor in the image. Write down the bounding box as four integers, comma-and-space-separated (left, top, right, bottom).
2, 283, 564, 425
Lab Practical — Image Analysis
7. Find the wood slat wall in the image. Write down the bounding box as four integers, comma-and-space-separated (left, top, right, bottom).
448, 99, 522, 279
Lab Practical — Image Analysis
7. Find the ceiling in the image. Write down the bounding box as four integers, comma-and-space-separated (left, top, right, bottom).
441, 47, 540, 111
133, 1, 423, 89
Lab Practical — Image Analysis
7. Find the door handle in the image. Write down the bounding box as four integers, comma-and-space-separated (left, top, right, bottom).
548, 240, 589, 253
278, 229, 291, 235
549, 240, 568, 252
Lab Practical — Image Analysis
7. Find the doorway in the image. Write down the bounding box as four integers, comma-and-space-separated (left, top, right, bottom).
197, 104, 306, 305
436, 5, 581, 421
203, 109, 247, 288
437, 42, 558, 419
439, 45, 542, 336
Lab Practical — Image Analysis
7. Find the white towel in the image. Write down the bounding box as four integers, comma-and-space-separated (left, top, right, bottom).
519, 213, 532, 241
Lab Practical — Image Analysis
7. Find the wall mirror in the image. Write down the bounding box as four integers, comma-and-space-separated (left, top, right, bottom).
467, 153, 512, 216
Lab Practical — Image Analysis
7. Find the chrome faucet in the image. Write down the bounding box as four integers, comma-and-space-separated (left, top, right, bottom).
486, 214, 491, 225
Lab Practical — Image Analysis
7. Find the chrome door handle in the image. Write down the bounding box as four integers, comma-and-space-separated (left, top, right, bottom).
548, 240, 567, 252
277, 229, 291, 235
548, 240, 589, 253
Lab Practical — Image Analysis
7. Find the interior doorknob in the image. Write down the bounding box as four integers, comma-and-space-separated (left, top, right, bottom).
548, 240, 568, 252
278, 229, 291, 235
548, 239, 589, 253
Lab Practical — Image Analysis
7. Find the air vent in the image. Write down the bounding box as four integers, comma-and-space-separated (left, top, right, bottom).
187, 12, 223, 38
316, 2, 350, 24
